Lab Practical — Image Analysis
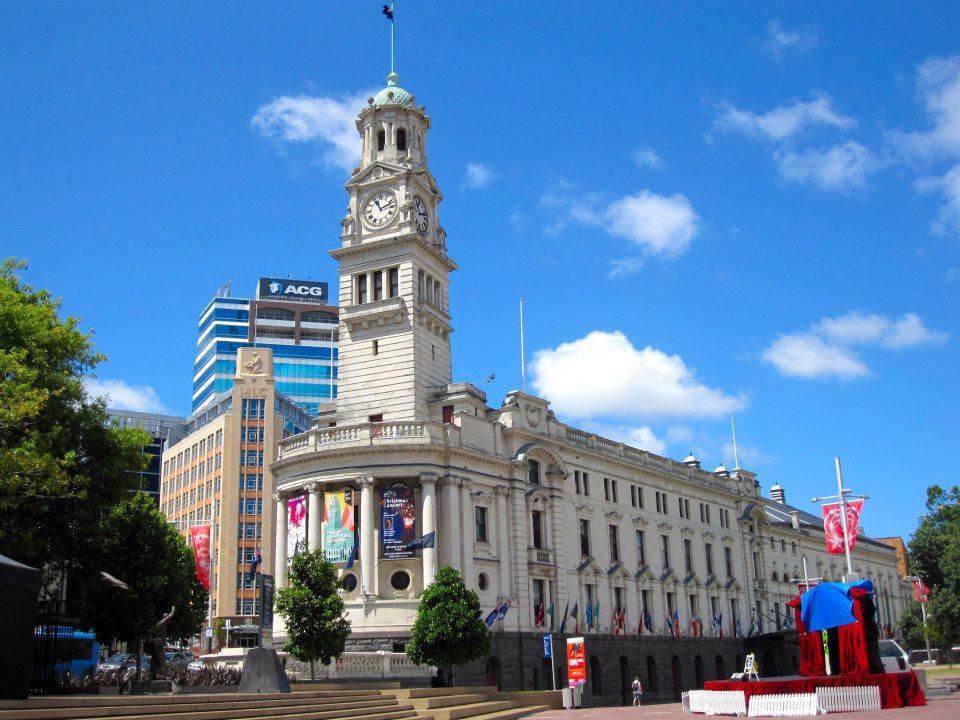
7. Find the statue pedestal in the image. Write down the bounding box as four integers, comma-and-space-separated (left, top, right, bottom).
238, 647, 291, 694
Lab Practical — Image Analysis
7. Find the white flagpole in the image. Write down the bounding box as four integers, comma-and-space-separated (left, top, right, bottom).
730, 413, 740, 470
834, 457, 855, 579
519, 297, 526, 393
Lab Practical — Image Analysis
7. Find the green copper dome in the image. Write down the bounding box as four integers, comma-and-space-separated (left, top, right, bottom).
371, 72, 413, 108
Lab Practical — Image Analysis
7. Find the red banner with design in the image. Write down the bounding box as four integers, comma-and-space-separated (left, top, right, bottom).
190, 525, 212, 590
911, 577, 930, 604
821, 500, 864, 555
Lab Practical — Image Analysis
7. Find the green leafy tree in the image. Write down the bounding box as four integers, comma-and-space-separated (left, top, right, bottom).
80, 492, 206, 668
901, 485, 960, 651
406, 566, 490, 685
0, 258, 150, 589
275, 550, 351, 679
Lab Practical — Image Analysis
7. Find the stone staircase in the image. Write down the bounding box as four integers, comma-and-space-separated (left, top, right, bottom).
0, 689, 424, 720
388, 686, 553, 720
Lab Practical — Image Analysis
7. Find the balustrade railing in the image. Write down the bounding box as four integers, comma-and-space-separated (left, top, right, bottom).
277, 421, 441, 460
285, 651, 434, 680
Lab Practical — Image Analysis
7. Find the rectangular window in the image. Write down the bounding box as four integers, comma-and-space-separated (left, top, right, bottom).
388, 267, 399, 297
684, 538, 693, 573
611, 480, 618, 503
528, 459, 540, 485
774, 602, 781, 628
357, 274, 367, 304
666, 591, 676, 615
710, 596, 719, 621
636, 486, 644, 509
656, 492, 661, 514
574, 470, 581, 495
442, 404, 454, 424
531, 510, 544, 549
374, 271, 383, 301
372, 339, 379, 356
724, 546, 734, 577
475, 506, 488, 543
731, 598, 740, 630
641, 590, 650, 616
585, 583, 595, 613
635, 530, 646, 565
661, 534, 671, 569
603, 477, 610, 501
582, 472, 590, 496
579, 519, 591, 557
368, 414, 383, 423
705, 543, 714, 576
630, 485, 636, 507
532, 579, 545, 616
608, 524, 620, 562
689, 593, 699, 618
753, 552, 761, 578
614, 587, 624, 613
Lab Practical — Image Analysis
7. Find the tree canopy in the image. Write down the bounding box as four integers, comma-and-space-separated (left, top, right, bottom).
406, 566, 490, 682
275, 550, 351, 677
80, 491, 206, 645
900, 484, 960, 651
0, 258, 150, 585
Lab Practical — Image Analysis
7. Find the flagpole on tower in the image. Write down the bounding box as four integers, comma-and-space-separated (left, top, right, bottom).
730, 412, 740, 470
519, 298, 527, 392
383, 2, 396, 74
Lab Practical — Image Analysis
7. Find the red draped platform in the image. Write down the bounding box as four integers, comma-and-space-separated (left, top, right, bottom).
704, 671, 925, 709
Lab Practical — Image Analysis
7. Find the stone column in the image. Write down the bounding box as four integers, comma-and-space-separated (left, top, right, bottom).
443, 476, 462, 571
420, 473, 438, 586
358, 476, 376, 597
306, 482, 322, 553
461, 478, 475, 589
273, 492, 287, 589
495, 486, 511, 599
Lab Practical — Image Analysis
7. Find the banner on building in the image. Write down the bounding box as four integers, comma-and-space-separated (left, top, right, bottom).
380, 485, 416, 559
287, 495, 307, 561
566, 637, 586, 688
323, 489, 355, 563
911, 577, 930, 604
821, 499, 864, 555
189, 525, 212, 591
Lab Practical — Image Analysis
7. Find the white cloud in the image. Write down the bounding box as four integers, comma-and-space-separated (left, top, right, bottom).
890, 55, 960, 164
250, 91, 370, 171
764, 20, 819, 62
530, 330, 745, 421
631, 146, 664, 169
583, 423, 667, 456
917, 163, 960, 238
463, 161, 495, 189
604, 191, 699, 257
86, 379, 173, 414
721, 442, 771, 467
713, 93, 855, 142
763, 311, 948, 379
774, 141, 884, 192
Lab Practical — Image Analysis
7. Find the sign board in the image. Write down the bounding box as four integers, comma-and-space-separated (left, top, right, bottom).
543, 635, 552, 659
323, 489, 356, 563
204, 627, 213, 638
257, 277, 328, 305
287, 496, 307, 561
743, 653, 760, 680
259, 574, 275, 632
566, 637, 586, 688
380, 485, 416, 559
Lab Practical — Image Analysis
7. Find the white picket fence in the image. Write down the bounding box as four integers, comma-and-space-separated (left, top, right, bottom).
815, 685, 881, 713
681, 689, 748, 715
747, 693, 818, 717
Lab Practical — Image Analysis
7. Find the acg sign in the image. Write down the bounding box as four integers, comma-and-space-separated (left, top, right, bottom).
258, 278, 328, 304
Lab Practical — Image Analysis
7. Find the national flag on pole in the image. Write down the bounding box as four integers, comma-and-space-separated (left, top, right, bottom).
565, 601, 577, 633
189, 525, 212, 591
546, 601, 556, 631
665, 613, 675, 637
382, 4, 394, 21
672, 609, 680, 637
644, 609, 653, 634
734, 617, 743, 638
593, 601, 601, 630
497, 597, 512, 622
584, 601, 593, 630
690, 615, 703, 637
344, 543, 358, 569
404, 531, 435, 551
748, 609, 760, 637
636, 614, 643, 637
248, 549, 262, 582
485, 601, 505, 628
821, 499, 864, 555
534, 602, 545, 628
558, 600, 570, 633
911, 577, 930, 604
712, 613, 723, 638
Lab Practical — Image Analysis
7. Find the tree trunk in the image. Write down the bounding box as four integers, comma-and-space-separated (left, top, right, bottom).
310, 659, 315, 680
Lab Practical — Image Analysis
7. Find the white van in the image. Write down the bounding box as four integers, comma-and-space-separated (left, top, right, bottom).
878, 639, 910, 673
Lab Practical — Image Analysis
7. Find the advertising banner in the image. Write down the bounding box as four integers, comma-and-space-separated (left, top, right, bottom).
323, 489, 356, 563
566, 637, 586, 688
189, 525, 212, 591
259, 574, 275, 631
257, 277, 328, 304
821, 499, 864, 555
287, 496, 307, 560
380, 485, 416, 559
911, 577, 930, 604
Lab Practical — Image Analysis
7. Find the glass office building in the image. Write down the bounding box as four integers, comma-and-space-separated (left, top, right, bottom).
106, 409, 185, 503
192, 278, 338, 415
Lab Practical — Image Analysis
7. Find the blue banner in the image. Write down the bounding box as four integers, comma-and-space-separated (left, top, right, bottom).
380, 485, 416, 559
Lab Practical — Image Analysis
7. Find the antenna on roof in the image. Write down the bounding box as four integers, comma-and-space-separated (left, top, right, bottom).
519, 298, 526, 393
730, 412, 740, 470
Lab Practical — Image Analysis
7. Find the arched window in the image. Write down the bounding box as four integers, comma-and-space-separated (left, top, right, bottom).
671, 655, 682, 701
589, 655, 602, 696
646, 655, 657, 692
485, 656, 502, 690
715, 655, 726, 680
256, 307, 295, 321
397, 128, 407, 151
377, 129, 385, 151
772, 571, 779, 582
694, 655, 704, 689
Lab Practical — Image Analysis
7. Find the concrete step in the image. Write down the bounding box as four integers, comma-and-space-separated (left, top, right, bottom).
0, 690, 383, 711
425, 700, 518, 720
235, 707, 424, 720
408, 693, 496, 710
388, 687, 495, 699
461, 706, 550, 720
1, 696, 397, 720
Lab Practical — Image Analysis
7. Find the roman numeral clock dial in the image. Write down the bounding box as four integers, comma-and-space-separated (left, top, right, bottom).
413, 196, 430, 233
362, 190, 398, 228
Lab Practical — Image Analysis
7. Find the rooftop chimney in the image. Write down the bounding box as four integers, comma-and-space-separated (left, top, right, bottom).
770, 483, 787, 504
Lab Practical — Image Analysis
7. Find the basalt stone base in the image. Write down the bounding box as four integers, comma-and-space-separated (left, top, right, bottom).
238, 647, 291, 694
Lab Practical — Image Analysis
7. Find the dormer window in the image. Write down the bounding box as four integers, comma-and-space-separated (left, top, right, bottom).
397, 128, 407, 152
377, 130, 386, 151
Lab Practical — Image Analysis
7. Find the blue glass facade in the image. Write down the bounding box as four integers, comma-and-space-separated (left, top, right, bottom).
191, 291, 338, 415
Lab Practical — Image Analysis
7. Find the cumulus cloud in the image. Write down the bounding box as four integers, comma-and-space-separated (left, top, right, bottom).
462, 161, 495, 188
774, 142, 885, 191
713, 93, 855, 142
583, 423, 667, 455
250, 91, 370, 171
763, 311, 948, 379
86, 379, 173, 414
631, 146, 664, 169
764, 20, 819, 62
530, 330, 745, 421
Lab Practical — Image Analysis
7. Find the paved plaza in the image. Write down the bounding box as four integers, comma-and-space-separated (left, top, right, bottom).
526, 694, 959, 720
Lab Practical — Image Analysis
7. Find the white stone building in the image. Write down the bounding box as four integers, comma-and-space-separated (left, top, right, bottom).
269, 67, 912, 656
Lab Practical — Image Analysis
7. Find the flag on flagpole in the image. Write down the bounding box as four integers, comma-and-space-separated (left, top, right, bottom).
484, 603, 501, 628
593, 601, 601, 630
535, 602, 545, 628
558, 600, 570, 634
585, 601, 593, 630
566, 601, 578, 633
344, 543, 358, 569
665, 613, 674, 637
404, 531, 435, 551
672, 609, 680, 637
382, 4, 394, 21
644, 609, 653, 634
497, 597, 512, 623
546, 601, 556, 631
734, 617, 743, 638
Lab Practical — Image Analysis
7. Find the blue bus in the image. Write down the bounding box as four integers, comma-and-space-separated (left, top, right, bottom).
34, 626, 100, 679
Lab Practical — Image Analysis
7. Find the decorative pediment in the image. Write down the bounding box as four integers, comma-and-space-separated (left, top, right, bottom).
680, 527, 696, 538
703, 531, 716, 540
705, 574, 720, 588
721, 535, 735, 546
659, 569, 680, 584
525, 487, 550, 507
724, 577, 743, 592
657, 521, 674, 532
605, 510, 623, 522
683, 571, 702, 587
353, 163, 398, 185
635, 564, 654, 581
575, 504, 595, 518
576, 557, 602, 575
607, 562, 632, 579
632, 516, 649, 528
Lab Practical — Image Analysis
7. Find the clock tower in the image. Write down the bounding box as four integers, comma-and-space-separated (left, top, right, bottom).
332, 71, 456, 424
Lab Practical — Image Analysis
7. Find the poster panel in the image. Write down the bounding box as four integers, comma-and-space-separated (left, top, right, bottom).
912, 577, 930, 604
323, 489, 356, 563
287, 495, 307, 560
189, 525, 211, 590
821, 499, 864, 554
380, 485, 416, 559
566, 636, 586, 688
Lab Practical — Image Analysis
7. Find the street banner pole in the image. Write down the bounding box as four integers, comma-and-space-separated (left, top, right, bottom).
834, 458, 854, 578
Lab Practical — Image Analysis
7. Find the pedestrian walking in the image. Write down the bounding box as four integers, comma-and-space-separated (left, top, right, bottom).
631, 675, 643, 706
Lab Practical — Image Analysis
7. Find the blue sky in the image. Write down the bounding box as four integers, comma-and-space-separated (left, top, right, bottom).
3, 2, 958, 540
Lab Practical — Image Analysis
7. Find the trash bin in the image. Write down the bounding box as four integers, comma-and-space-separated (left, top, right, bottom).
562, 687, 573, 709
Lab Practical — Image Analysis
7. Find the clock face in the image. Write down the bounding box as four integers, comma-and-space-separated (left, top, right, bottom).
363, 190, 398, 228
413, 196, 429, 233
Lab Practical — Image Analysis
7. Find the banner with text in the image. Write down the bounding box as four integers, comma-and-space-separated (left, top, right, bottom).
566, 637, 586, 688
912, 577, 930, 604
189, 525, 212, 591
822, 499, 864, 555
323, 489, 356, 563
380, 485, 416, 559
287, 496, 307, 561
